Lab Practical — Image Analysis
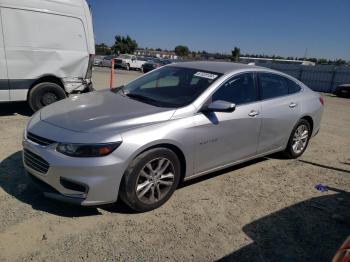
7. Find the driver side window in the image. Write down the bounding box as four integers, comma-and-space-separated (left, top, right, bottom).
212, 73, 257, 105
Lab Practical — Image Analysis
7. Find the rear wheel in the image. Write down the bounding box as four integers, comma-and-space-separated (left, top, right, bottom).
119, 148, 181, 212
125, 63, 130, 70
283, 119, 311, 159
28, 82, 66, 112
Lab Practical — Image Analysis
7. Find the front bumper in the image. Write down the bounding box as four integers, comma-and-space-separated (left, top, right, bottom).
22, 137, 126, 206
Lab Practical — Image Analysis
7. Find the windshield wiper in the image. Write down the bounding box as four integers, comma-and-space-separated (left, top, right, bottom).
125, 93, 160, 106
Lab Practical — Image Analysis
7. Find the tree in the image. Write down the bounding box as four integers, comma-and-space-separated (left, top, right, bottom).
95, 43, 111, 55
174, 45, 190, 57
335, 59, 346, 65
231, 47, 240, 61
113, 35, 138, 54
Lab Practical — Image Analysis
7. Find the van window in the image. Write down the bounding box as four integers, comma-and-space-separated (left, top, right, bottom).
2, 8, 87, 51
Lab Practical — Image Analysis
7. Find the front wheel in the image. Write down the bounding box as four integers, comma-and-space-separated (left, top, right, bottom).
125, 64, 130, 70
28, 82, 67, 112
119, 148, 181, 212
283, 119, 311, 159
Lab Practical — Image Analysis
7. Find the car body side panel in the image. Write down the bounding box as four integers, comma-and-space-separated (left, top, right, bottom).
193, 102, 261, 173
257, 94, 302, 154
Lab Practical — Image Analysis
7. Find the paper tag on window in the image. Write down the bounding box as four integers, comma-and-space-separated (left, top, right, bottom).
194, 72, 218, 80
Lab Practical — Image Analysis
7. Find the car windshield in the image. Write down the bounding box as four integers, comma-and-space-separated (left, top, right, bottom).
121, 66, 222, 108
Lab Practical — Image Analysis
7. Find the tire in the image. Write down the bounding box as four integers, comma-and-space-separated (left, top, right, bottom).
335, 87, 350, 98
140, 66, 144, 73
119, 148, 181, 212
282, 119, 311, 159
125, 64, 130, 70
28, 82, 67, 112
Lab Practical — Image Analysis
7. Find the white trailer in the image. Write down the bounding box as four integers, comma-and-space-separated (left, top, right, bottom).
0, 0, 95, 111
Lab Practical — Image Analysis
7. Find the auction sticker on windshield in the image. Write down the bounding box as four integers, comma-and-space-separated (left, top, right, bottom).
194, 72, 218, 80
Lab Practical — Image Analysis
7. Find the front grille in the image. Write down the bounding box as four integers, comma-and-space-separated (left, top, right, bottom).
27, 132, 55, 146
23, 149, 50, 174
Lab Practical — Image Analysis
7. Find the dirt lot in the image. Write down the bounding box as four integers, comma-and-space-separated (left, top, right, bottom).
0, 68, 349, 261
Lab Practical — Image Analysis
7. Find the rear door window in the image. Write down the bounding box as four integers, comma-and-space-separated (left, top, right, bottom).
212, 73, 257, 105
285, 78, 302, 94
258, 73, 289, 100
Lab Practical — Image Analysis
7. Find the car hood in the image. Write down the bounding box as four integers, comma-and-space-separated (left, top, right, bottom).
40, 89, 175, 134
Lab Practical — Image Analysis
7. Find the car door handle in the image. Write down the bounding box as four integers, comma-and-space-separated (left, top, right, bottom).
289, 102, 297, 108
248, 110, 259, 117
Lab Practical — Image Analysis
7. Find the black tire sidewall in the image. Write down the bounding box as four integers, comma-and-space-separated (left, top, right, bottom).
285, 119, 311, 158
120, 148, 181, 212
28, 82, 66, 111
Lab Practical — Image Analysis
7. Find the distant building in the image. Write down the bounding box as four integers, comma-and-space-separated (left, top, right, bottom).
240, 57, 315, 66
135, 49, 178, 59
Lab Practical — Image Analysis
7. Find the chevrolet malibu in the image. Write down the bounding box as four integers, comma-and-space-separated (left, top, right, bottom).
23, 62, 324, 212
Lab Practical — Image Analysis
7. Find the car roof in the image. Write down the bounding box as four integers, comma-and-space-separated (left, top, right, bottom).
170, 61, 264, 74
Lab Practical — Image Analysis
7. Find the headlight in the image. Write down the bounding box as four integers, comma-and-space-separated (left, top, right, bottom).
56, 142, 121, 157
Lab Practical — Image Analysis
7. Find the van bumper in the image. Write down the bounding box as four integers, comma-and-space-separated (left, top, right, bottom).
62, 78, 93, 93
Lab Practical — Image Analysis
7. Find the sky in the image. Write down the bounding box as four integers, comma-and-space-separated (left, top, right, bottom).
87, 0, 350, 60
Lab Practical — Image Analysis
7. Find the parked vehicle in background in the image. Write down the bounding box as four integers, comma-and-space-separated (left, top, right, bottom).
93, 56, 105, 66
23, 62, 324, 212
0, 0, 95, 111
334, 84, 350, 98
100, 55, 117, 68
142, 58, 173, 73
115, 54, 146, 71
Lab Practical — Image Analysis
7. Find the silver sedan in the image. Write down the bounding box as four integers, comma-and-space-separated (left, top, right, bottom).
22, 62, 324, 212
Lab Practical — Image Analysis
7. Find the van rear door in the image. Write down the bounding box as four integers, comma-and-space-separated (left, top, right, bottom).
0, 8, 9, 101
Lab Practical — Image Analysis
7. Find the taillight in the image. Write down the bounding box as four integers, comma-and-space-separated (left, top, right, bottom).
85, 54, 95, 79
319, 96, 324, 106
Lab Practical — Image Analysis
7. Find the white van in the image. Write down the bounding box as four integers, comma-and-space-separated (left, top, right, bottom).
0, 0, 95, 111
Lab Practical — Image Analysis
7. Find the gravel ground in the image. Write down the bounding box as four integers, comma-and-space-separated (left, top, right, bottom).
0, 68, 349, 262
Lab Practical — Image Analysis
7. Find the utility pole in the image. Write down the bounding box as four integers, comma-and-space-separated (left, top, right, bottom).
304, 48, 308, 59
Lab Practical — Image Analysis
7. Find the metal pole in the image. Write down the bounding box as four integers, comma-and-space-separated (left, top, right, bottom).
110, 58, 115, 89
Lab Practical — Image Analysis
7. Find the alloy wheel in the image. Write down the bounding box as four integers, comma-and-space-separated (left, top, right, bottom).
292, 124, 309, 154
136, 157, 175, 204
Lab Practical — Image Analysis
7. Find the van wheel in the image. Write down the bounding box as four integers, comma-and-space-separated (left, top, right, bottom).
28, 82, 67, 112
125, 64, 130, 70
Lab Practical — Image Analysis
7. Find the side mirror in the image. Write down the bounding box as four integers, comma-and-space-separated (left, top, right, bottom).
206, 100, 236, 113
